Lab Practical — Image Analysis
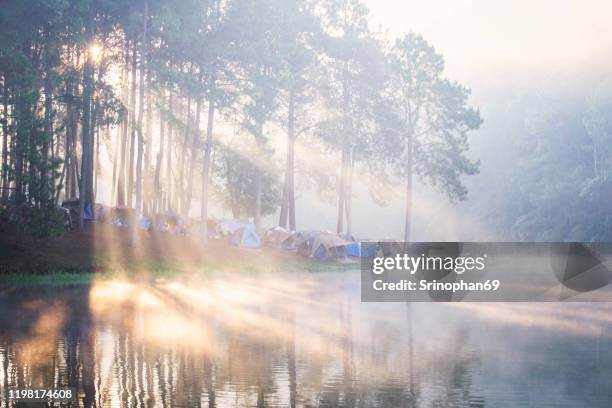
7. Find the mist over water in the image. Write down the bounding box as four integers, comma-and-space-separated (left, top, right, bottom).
1, 273, 611, 407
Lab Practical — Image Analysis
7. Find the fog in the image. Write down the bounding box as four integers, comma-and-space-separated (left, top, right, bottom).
80, 0, 612, 241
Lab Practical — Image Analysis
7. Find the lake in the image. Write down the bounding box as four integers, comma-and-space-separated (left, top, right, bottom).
0, 271, 611, 407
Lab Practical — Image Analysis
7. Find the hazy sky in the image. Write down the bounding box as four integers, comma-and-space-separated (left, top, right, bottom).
294, 0, 612, 240
365, 0, 612, 84
97, 1, 612, 239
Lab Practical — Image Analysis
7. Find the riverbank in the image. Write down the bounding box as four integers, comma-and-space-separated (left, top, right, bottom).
0, 224, 355, 286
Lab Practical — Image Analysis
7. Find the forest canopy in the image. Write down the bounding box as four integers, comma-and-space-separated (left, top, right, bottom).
1, 0, 481, 241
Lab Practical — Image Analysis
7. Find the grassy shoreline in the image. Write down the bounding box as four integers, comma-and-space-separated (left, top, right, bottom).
0, 226, 359, 287
0, 261, 358, 287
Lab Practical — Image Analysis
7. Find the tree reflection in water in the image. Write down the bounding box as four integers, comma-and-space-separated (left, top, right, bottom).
0, 274, 611, 407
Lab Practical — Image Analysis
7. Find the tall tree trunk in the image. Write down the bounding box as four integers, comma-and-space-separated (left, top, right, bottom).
88, 72, 98, 205
288, 139, 296, 231
337, 147, 348, 234
404, 133, 413, 242
79, 0, 94, 230
13, 91, 24, 206
127, 39, 137, 208
117, 37, 130, 207
201, 76, 216, 242
154, 88, 165, 214
279, 88, 295, 230
65, 91, 78, 200
43, 32, 54, 205
254, 120, 263, 229
337, 62, 350, 234
93, 123, 100, 203
111, 125, 120, 207
143, 87, 152, 216
183, 73, 202, 218
345, 148, 354, 237
64, 44, 78, 202
166, 87, 173, 211
179, 92, 192, 214
117, 114, 128, 206
135, 0, 148, 226
1, 77, 9, 204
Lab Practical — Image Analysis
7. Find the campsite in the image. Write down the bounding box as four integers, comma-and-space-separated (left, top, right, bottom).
0, 202, 383, 281
2, 0, 612, 406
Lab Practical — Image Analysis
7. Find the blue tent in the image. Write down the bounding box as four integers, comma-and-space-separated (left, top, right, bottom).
220, 219, 250, 235
346, 241, 376, 258
230, 224, 261, 248
62, 200, 94, 221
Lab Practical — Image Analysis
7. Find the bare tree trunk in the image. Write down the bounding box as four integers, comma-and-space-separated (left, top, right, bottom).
183, 72, 202, 218
179, 91, 192, 214
127, 39, 137, 208
337, 61, 351, 234
224, 144, 240, 219
13, 91, 24, 206
93, 122, 100, 203
134, 0, 148, 242
254, 120, 263, 229
166, 87, 173, 211
279, 89, 295, 230
89, 69, 99, 205
154, 88, 165, 214
345, 148, 354, 237
43, 33, 54, 204
117, 37, 130, 207
288, 162, 296, 231
143, 87, 152, 215
337, 151, 346, 233
1, 77, 9, 204
117, 114, 128, 206
68, 44, 80, 201
65, 90, 78, 200
201, 76, 216, 242
55, 164, 66, 205
79, 0, 94, 230
404, 133, 413, 242
111, 125, 120, 207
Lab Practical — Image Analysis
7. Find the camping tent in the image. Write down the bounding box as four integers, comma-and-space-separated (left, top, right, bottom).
346, 241, 376, 258
62, 200, 94, 222
219, 219, 250, 236
308, 233, 352, 261
110, 208, 138, 228
139, 217, 153, 230
282, 230, 322, 251
154, 210, 183, 233
263, 226, 291, 247
94, 203, 110, 222
230, 224, 261, 248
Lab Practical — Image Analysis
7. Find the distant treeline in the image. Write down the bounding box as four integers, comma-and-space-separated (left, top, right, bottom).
0, 0, 480, 240
464, 89, 612, 242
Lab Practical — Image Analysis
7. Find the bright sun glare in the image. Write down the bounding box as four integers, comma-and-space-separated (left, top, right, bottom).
89, 43, 102, 62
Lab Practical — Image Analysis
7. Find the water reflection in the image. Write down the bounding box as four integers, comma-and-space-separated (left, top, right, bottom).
0, 273, 611, 407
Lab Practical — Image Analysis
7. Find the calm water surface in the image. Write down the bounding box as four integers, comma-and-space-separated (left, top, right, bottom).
0, 272, 611, 407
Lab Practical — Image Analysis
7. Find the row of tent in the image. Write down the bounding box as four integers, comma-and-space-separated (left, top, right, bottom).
272, 229, 378, 261
61, 200, 187, 234
225, 221, 400, 262
218, 220, 356, 261
60, 202, 400, 263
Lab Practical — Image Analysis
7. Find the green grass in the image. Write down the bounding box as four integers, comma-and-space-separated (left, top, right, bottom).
0, 268, 184, 287
0, 257, 360, 287
0, 272, 99, 286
